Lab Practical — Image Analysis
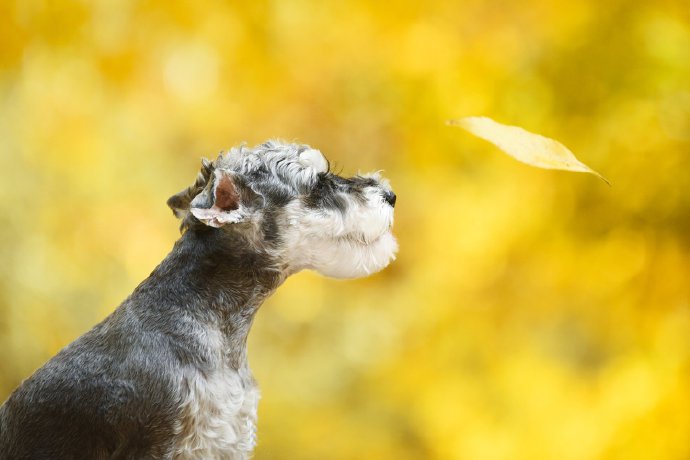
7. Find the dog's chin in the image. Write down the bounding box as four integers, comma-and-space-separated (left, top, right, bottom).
311, 230, 398, 279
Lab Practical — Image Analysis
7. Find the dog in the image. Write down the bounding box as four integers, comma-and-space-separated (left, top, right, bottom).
0, 140, 397, 459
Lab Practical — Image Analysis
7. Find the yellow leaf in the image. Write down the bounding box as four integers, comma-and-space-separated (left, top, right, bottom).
448, 116, 610, 185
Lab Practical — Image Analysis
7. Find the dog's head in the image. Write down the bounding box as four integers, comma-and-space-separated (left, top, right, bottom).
167, 141, 397, 279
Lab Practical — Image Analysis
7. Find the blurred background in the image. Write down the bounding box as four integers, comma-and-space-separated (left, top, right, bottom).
1, 1, 689, 459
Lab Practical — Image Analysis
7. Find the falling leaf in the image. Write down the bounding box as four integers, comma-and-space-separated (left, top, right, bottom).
448, 116, 609, 184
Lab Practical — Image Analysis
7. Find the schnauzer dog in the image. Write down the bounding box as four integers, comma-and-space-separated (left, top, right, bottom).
0, 141, 397, 459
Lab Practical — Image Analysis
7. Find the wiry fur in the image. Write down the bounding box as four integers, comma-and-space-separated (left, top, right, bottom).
0, 140, 397, 459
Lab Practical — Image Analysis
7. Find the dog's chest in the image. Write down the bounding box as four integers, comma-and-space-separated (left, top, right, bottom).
173, 367, 259, 459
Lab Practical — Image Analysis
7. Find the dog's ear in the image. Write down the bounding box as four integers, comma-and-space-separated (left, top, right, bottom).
167, 158, 215, 224
189, 169, 262, 228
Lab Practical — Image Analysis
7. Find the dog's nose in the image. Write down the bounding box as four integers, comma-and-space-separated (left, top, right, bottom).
383, 190, 396, 208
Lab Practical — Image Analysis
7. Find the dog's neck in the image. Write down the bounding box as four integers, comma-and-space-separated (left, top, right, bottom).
129, 226, 281, 369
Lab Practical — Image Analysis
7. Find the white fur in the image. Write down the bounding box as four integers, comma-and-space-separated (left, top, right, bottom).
298, 148, 329, 173
173, 328, 259, 460
190, 205, 251, 228
281, 175, 398, 278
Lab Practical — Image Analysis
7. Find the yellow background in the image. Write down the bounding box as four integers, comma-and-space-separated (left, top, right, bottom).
1, 1, 689, 459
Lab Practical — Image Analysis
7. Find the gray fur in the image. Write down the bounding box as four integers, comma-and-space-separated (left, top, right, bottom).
0, 141, 396, 459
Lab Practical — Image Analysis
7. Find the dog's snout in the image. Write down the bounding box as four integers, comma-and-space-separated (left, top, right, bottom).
383, 190, 396, 208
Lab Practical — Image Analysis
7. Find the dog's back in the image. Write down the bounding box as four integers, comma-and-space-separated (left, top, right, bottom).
0, 308, 182, 459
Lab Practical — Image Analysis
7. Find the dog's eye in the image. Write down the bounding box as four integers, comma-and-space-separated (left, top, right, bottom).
320, 174, 344, 189
316, 172, 334, 186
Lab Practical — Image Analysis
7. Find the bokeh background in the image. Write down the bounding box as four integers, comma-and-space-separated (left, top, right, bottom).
1, 1, 689, 459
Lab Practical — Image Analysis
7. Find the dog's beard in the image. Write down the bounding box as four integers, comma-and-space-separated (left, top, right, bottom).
311, 230, 398, 279
281, 193, 397, 279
